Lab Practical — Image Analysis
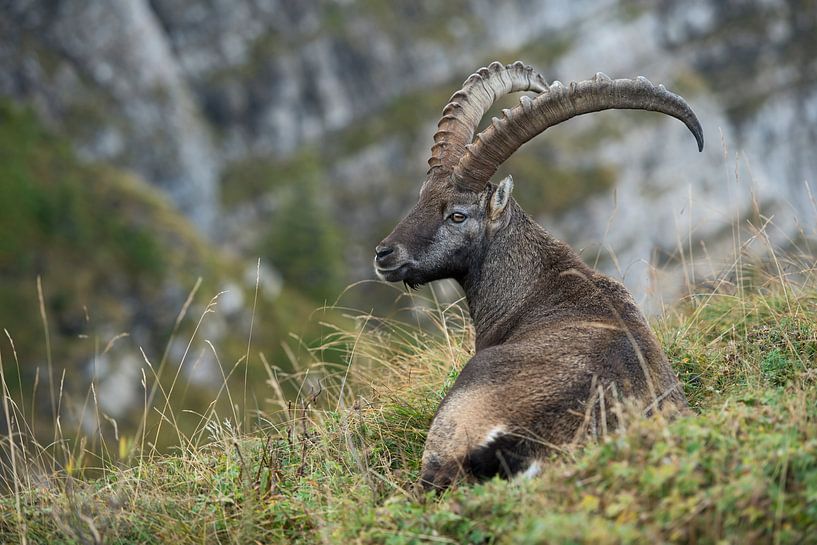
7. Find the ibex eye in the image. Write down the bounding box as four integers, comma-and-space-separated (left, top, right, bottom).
449, 212, 467, 223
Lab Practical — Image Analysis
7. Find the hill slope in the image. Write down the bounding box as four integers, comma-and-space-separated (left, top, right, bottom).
2, 256, 816, 544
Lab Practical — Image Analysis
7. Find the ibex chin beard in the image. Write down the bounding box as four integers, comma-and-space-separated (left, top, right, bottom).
374, 262, 425, 291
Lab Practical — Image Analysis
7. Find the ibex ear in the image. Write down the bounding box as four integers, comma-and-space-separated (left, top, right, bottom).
488, 175, 513, 221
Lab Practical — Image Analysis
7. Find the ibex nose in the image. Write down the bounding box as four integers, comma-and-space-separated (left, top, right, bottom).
375, 245, 394, 261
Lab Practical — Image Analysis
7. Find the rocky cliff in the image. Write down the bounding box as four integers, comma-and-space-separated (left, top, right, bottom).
2, 0, 816, 307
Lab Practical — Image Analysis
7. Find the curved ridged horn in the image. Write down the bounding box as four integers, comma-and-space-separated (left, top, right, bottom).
452, 72, 704, 190
427, 61, 548, 177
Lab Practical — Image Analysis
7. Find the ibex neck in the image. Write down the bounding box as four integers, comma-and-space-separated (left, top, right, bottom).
459, 203, 590, 350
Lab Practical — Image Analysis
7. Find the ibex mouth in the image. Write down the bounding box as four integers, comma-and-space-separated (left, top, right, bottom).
374, 262, 412, 282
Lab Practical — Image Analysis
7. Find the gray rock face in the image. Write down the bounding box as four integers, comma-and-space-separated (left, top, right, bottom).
1, 0, 219, 231
1, 0, 815, 305
0, 0, 604, 225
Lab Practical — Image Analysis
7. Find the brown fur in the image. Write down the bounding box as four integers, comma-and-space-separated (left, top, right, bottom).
375, 170, 687, 492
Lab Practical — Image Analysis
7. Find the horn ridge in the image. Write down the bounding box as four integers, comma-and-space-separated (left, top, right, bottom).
427, 61, 549, 177
452, 74, 704, 189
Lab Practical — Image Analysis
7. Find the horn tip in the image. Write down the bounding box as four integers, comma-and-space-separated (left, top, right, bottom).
690, 122, 704, 152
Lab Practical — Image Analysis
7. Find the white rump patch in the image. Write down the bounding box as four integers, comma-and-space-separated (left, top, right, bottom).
481, 425, 507, 447
520, 461, 542, 479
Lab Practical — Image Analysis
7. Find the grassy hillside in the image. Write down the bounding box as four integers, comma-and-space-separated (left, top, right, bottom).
1, 257, 817, 544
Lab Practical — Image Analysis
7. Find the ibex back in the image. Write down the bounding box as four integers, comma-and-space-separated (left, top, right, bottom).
373, 62, 702, 491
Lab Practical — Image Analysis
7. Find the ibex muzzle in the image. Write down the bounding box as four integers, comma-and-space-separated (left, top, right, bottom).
374, 62, 701, 490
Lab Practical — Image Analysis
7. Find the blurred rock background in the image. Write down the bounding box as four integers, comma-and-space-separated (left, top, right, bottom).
1, 0, 815, 441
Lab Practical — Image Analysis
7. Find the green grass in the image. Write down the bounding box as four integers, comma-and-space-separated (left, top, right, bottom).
2, 253, 817, 544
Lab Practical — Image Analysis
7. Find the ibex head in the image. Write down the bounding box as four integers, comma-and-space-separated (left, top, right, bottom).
374, 172, 515, 289
374, 61, 703, 288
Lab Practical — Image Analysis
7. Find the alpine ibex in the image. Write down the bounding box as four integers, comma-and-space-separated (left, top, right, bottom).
373, 61, 702, 490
